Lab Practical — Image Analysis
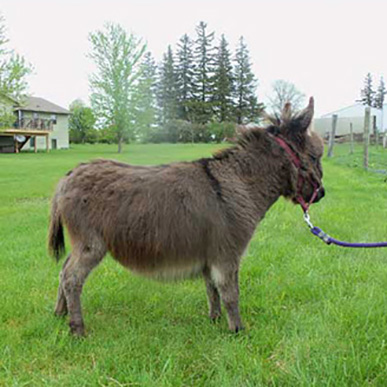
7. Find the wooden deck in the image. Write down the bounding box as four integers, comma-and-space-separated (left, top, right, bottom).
1, 129, 50, 153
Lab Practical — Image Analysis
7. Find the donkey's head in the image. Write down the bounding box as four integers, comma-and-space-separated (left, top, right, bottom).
267, 97, 325, 210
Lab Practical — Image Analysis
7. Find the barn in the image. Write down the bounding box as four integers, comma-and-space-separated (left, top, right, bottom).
314, 103, 386, 138
0, 96, 70, 153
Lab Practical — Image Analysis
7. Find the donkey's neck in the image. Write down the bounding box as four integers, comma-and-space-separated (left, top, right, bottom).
212, 133, 290, 220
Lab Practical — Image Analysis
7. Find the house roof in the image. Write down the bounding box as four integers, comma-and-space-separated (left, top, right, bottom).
15, 96, 70, 115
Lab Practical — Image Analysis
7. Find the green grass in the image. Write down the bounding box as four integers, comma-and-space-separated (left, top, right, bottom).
1, 142, 387, 386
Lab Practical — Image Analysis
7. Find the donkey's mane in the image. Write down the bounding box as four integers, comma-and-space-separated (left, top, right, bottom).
211, 127, 267, 161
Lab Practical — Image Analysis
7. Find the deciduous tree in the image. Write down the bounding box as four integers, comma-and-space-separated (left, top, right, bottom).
0, 14, 32, 103
269, 79, 305, 115
89, 22, 146, 152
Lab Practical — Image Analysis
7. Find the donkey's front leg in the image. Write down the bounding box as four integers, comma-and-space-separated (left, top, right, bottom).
212, 265, 243, 333
203, 266, 221, 321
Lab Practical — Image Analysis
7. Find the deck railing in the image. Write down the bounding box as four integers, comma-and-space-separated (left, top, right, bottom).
15, 118, 54, 131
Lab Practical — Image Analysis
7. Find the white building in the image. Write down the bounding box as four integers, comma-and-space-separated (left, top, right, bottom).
314, 103, 386, 138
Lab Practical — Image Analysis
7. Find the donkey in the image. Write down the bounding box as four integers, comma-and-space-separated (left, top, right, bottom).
48, 98, 324, 336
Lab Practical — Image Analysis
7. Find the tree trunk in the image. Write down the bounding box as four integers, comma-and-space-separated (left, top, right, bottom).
118, 136, 123, 153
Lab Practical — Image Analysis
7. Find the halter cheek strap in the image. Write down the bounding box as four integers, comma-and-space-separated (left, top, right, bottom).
270, 135, 320, 212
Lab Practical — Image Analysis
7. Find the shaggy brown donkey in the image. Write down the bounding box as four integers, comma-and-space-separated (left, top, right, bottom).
49, 98, 324, 336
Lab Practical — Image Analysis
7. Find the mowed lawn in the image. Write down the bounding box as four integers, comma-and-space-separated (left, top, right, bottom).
1, 143, 387, 386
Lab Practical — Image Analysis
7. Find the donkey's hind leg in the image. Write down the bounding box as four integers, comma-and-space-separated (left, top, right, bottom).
203, 266, 221, 321
61, 239, 106, 336
54, 254, 71, 317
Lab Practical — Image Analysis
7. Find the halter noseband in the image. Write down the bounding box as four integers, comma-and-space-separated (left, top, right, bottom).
271, 135, 320, 212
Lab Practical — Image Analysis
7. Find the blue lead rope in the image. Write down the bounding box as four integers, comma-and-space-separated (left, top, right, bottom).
304, 212, 387, 248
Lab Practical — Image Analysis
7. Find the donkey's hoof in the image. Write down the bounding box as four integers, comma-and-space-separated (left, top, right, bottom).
210, 312, 222, 323
54, 300, 68, 317
54, 309, 68, 318
69, 321, 85, 337
229, 324, 244, 334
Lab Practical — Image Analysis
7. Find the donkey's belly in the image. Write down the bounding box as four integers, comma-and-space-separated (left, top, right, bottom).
132, 261, 205, 281
117, 257, 205, 281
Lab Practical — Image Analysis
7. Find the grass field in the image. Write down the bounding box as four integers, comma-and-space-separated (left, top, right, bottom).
1, 142, 387, 386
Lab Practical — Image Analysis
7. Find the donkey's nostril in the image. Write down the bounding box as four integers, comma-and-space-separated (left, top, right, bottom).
318, 187, 325, 200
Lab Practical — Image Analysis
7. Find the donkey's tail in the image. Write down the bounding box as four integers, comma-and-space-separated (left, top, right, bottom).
48, 194, 65, 261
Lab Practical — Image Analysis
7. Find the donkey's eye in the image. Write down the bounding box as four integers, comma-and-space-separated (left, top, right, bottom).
310, 155, 318, 164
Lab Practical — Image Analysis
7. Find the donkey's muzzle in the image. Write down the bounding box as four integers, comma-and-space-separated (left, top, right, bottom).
314, 187, 325, 203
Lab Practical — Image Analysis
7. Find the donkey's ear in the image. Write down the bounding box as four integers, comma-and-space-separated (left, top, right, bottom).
295, 97, 314, 132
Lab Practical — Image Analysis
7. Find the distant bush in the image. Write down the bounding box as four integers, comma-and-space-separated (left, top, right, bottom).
97, 126, 117, 144
206, 122, 236, 143
68, 100, 97, 144
70, 127, 100, 144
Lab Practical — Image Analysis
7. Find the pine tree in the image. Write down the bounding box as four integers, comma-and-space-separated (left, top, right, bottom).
191, 21, 215, 123
358, 72, 375, 107
134, 52, 157, 141
233, 36, 262, 124
175, 34, 195, 120
374, 76, 386, 109
212, 34, 234, 122
157, 46, 178, 124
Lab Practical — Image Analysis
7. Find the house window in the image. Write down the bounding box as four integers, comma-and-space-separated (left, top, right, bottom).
30, 137, 35, 147
51, 114, 57, 124
51, 138, 57, 150
33, 112, 39, 119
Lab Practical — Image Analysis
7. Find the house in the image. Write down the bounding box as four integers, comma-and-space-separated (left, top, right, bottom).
0, 96, 70, 153
313, 103, 386, 138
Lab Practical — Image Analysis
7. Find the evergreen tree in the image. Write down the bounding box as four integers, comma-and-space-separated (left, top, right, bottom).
233, 36, 262, 124
157, 46, 178, 124
374, 76, 386, 109
358, 72, 375, 107
175, 34, 195, 120
212, 34, 234, 122
191, 21, 215, 123
134, 52, 157, 141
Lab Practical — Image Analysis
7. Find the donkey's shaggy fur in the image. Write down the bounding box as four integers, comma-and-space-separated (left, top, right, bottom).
49, 98, 324, 336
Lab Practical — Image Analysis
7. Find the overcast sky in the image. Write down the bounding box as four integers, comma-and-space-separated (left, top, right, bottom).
2, 0, 387, 116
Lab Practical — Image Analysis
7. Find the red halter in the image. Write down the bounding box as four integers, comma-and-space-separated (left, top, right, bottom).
271, 135, 319, 212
